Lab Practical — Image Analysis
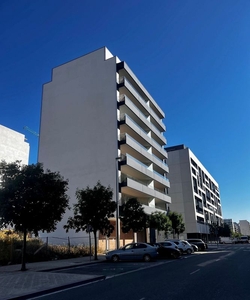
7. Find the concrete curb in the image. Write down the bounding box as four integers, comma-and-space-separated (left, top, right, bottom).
39, 259, 106, 272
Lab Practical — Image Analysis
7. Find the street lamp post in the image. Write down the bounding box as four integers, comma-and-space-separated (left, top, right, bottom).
116, 157, 121, 249
205, 214, 209, 243
212, 207, 219, 248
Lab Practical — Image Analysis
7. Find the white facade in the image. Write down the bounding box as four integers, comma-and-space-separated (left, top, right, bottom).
239, 220, 250, 236
0, 124, 29, 164
38, 47, 170, 243
165, 145, 223, 240
234, 222, 240, 234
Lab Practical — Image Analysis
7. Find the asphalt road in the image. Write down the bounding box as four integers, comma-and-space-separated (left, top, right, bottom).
31, 245, 250, 300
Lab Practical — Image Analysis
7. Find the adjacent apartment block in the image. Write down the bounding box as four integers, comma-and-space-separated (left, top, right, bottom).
239, 220, 250, 236
38, 47, 170, 246
234, 222, 240, 234
0, 124, 29, 164
165, 145, 223, 240
223, 219, 235, 233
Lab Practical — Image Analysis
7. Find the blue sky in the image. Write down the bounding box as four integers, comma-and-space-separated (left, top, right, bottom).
0, 0, 249, 222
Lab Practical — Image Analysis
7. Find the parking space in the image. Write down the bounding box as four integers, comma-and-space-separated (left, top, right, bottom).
53, 259, 174, 277
50, 245, 216, 279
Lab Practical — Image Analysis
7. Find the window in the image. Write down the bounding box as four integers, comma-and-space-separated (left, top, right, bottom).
197, 216, 204, 223
191, 158, 197, 168
162, 242, 171, 246
193, 177, 198, 194
134, 243, 147, 249
196, 197, 203, 214
124, 244, 134, 250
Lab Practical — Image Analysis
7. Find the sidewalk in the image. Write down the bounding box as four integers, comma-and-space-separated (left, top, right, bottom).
0, 255, 106, 300
0, 245, 221, 300
207, 243, 222, 250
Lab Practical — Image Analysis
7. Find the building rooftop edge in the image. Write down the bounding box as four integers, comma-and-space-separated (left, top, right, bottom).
165, 144, 187, 152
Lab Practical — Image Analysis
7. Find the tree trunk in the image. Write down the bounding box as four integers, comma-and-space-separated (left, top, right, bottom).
93, 230, 98, 260
144, 227, 147, 243
21, 227, 27, 271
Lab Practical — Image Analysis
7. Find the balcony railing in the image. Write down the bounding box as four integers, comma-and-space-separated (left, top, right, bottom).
152, 153, 168, 167
119, 95, 165, 139
119, 78, 166, 131
119, 113, 148, 136
121, 174, 168, 195
120, 113, 167, 157
119, 133, 168, 172
125, 153, 149, 169
118, 62, 165, 119
119, 133, 148, 151
125, 153, 169, 183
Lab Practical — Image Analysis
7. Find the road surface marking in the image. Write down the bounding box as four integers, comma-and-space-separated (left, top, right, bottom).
198, 251, 234, 267
190, 269, 200, 275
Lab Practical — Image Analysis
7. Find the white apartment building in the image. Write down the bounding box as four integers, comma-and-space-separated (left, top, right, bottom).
0, 124, 29, 164
234, 222, 240, 234
38, 47, 170, 246
165, 145, 223, 240
239, 220, 250, 236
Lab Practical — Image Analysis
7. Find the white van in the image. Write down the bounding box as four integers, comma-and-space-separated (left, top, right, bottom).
239, 236, 249, 244
219, 237, 237, 244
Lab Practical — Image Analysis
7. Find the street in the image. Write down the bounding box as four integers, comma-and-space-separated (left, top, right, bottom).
31, 244, 250, 300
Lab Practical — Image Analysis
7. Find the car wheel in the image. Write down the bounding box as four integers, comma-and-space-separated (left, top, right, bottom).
186, 249, 192, 255
172, 252, 179, 259
143, 254, 151, 262
111, 255, 119, 262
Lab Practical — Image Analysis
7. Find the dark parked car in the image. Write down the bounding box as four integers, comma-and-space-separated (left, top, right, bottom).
186, 239, 208, 251
155, 243, 181, 259
190, 243, 199, 252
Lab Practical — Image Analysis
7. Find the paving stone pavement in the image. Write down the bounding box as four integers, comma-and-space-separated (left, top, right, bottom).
0, 255, 106, 300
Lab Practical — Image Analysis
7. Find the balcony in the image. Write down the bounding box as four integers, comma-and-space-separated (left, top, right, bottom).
118, 95, 166, 145
120, 176, 171, 203
117, 61, 165, 119
118, 78, 166, 132
119, 114, 168, 160
120, 154, 170, 189
119, 133, 169, 173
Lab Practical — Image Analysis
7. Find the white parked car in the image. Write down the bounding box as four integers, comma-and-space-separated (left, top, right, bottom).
158, 241, 179, 250
166, 240, 194, 254
106, 242, 158, 262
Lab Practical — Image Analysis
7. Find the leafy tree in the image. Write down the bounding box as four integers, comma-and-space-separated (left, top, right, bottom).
64, 181, 116, 260
149, 211, 172, 238
218, 223, 231, 237
168, 211, 185, 238
0, 161, 69, 271
120, 198, 147, 234
209, 222, 219, 234
231, 231, 241, 238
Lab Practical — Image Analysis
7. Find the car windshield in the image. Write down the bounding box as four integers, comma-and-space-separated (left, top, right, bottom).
124, 244, 134, 250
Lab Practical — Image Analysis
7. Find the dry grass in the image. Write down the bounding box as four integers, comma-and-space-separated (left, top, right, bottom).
0, 230, 95, 265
